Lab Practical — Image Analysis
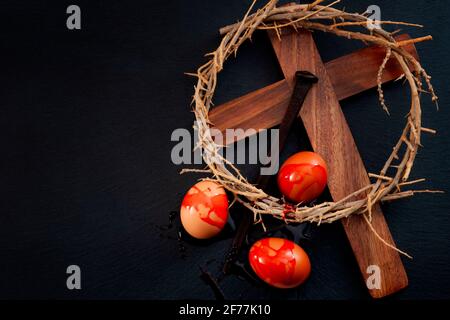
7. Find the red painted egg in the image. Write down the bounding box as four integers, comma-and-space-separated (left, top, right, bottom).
277, 151, 328, 203
180, 181, 229, 239
248, 237, 311, 289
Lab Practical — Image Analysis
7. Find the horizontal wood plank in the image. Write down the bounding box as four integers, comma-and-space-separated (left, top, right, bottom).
268, 28, 408, 298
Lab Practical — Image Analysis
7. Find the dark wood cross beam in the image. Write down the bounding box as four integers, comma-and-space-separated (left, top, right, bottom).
212, 28, 418, 297
210, 33, 418, 144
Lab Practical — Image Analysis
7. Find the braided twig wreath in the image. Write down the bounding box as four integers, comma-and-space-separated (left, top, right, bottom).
184, 0, 440, 256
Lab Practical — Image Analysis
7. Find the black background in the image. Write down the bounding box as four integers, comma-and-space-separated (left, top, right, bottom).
0, 0, 449, 300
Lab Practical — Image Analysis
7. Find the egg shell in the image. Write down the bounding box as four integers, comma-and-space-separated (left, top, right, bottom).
277, 151, 328, 203
180, 181, 229, 239
248, 237, 311, 289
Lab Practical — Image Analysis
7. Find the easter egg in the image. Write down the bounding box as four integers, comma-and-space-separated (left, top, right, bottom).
180, 181, 229, 239
248, 237, 311, 289
277, 151, 328, 203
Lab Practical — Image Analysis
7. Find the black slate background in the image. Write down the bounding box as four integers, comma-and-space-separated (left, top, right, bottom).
0, 0, 449, 299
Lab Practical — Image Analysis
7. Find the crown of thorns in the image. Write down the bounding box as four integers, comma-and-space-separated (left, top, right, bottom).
183, 0, 439, 257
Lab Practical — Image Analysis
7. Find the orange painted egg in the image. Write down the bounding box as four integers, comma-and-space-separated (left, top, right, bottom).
248, 237, 311, 289
180, 181, 229, 239
277, 151, 328, 203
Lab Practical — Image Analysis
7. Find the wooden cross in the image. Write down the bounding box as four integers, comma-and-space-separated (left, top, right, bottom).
211, 27, 419, 298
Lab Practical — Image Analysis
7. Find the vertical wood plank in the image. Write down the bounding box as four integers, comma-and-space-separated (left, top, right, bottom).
268, 28, 408, 298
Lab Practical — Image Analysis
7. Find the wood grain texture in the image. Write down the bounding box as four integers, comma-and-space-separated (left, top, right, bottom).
210, 34, 418, 143
268, 28, 408, 298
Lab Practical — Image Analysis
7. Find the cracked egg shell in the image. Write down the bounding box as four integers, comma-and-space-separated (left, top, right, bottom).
249, 237, 311, 289
180, 181, 229, 239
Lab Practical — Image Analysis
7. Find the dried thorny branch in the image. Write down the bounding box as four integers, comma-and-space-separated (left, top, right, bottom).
186, 0, 441, 257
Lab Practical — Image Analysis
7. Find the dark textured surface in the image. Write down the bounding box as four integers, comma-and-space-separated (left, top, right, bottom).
0, 0, 449, 299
